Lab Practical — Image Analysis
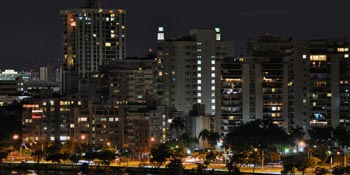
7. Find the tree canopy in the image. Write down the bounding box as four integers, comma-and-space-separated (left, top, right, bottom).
224, 120, 293, 152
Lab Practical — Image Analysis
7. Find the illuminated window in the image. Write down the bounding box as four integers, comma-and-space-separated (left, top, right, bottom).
303, 99, 306, 103
197, 99, 202, 103
80, 117, 88, 122
197, 67, 202, 71
216, 34, 221, 41
211, 67, 215, 71
70, 21, 76, 27
313, 102, 316, 106
211, 99, 215, 103
212, 80, 215, 84
197, 80, 202, 84
157, 33, 164, 40
211, 60, 215, 64
197, 60, 202, 64
197, 73, 202, 77
197, 42, 202, 45
158, 27, 164, 32
272, 88, 276, 93
302, 55, 307, 59
211, 73, 215, 77
197, 49, 202, 52
105, 42, 111, 47
198, 93, 202, 97
211, 86, 215, 90
310, 55, 327, 61
215, 28, 220, 33
211, 105, 216, 110
211, 93, 215, 96
272, 107, 277, 111
337, 48, 349, 52
327, 93, 332, 97
345, 54, 349, 58
197, 86, 202, 90
197, 56, 202, 59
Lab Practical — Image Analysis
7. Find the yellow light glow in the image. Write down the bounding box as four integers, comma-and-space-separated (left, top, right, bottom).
310, 55, 327, 61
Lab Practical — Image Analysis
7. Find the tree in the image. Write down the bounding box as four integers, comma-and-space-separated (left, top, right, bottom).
45, 143, 64, 163
170, 117, 185, 139
333, 126, 350, 147
178, 133, 198, 151
0, 151, 9, 162
308, 126, 333, 146
224, 120, 292, 152
281, 153, 320, 175
150, 144, 172, 168
198, 130, 220, 149
290, 125, 306, 141
208, 131, 220, 148
199, 129, 210, 149
226, 153, 244, 174
62, 141, 83, 163
97, 149, 115, 165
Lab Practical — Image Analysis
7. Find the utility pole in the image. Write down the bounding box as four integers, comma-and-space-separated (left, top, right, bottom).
261, 150, 264, 171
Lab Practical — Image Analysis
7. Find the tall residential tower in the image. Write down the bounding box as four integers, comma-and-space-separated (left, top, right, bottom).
156, 28, 234, 116
61, 0, 126, 94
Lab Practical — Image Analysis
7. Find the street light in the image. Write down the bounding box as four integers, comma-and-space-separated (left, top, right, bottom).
12, 134, 19, 161
13, 134, 19, 140
254, 148, 264, 171
337, 150, 347, 167
81, 135, 88, 145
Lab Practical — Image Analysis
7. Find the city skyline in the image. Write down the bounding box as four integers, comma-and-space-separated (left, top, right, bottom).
1, 0, 350, 69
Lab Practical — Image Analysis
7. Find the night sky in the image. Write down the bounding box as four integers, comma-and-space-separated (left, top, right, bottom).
1, 0, 350, 69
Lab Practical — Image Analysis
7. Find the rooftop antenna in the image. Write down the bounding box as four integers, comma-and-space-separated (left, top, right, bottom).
87, 0, 100, 9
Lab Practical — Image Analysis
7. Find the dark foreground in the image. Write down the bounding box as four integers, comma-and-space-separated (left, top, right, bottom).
0, 162, 275, 175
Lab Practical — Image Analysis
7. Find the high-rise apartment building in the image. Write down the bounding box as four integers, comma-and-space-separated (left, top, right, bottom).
217, 56, 290, 136
295, 39, 350, 128
61, 0, 126, 94
156, 27, 234, 115
107, 55, 156, 108
217, 35, 350, 137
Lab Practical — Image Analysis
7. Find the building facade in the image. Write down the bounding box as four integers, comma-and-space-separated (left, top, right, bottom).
61, 1, 126, 94
156, 27, 234, 116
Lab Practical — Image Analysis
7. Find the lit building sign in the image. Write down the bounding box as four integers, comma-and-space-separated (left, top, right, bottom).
23, 104, 39, 108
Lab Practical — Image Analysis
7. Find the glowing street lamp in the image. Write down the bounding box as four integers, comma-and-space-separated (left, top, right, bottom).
81, 135, 88, 145
298, 141, 306, 152
13, 134, 19, 140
